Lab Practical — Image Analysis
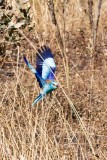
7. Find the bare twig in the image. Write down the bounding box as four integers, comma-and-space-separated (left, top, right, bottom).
47, 0, 63, 50
87, 0, 102, 51
88, 0, 94, 31
93, 0, 102, 49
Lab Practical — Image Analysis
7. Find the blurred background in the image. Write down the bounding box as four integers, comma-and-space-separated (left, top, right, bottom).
0, 0, 107, 159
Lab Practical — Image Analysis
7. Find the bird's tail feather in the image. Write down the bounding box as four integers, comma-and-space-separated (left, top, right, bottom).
32, 94, 43, 106
24, 56, 46, 87
24, 56, 36, 74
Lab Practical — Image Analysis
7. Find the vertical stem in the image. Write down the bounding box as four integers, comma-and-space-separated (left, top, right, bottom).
88, 0, 94, 31
47, 0, 63, 50
62, 1, 70, 93
93, 0, 102, 50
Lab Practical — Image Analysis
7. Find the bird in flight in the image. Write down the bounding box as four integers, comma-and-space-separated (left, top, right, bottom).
24, 45, 58, 106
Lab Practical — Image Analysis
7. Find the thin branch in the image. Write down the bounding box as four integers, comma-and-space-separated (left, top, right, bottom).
88, 0, 94, 31
47, 0, 63, 50
93, 0, 102, 50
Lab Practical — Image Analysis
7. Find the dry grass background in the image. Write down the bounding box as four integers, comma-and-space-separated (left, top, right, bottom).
0, 0, 107, 159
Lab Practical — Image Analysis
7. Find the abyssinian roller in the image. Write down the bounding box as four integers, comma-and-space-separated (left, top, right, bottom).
24, 45, 58, 106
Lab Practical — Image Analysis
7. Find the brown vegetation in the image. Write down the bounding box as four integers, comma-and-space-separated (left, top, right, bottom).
0, 0, 107, 159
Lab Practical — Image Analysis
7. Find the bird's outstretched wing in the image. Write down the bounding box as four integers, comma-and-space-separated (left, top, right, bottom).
36, 45, 56, 88
24, 56, 46, 87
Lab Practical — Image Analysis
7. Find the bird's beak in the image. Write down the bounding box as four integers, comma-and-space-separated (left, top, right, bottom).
55, 82, 58, 87
56, 82, 58, 86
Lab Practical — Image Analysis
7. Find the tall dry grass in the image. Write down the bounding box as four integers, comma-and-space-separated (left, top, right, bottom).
0, 0, 107, 159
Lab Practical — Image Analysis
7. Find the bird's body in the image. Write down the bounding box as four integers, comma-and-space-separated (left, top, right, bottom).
24, 45, 58, 106
32, 82, 57, 106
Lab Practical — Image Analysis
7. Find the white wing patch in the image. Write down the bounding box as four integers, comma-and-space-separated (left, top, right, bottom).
42, 58, 56, 80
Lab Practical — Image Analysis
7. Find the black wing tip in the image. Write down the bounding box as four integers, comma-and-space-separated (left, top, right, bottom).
43, 45, 50, 51
37, 45, 50, 54
36, 45, 53, 60
41, 45, 49, 51
37, 49, 42, 54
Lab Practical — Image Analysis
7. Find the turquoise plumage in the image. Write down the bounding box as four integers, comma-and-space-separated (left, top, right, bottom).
24, 46, 58, 106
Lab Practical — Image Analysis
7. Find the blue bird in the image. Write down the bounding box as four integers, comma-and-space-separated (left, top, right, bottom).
24, 45, 58, 106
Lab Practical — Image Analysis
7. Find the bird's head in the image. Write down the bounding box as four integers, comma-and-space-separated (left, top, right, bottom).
51, 81, 58, 89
